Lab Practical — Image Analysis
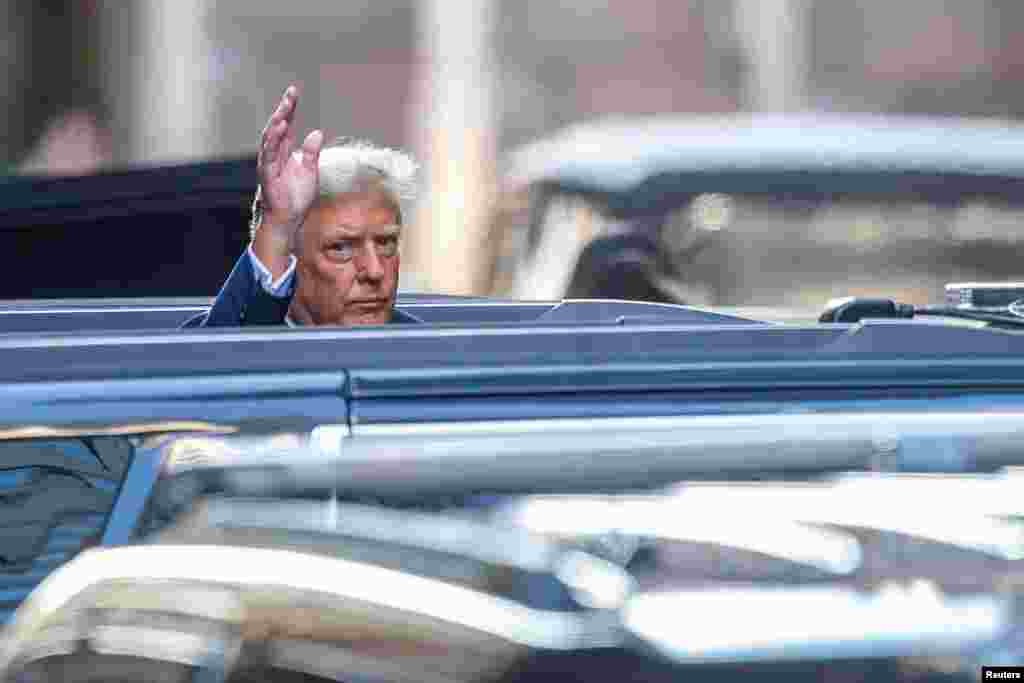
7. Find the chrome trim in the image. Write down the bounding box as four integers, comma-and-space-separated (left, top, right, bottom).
193, 498, 559, 574
0, 544, 592, 675
553, 550, 636, 609
495, 471, 1024, 563
0, 318, 790, 350
88, 625, 233, 667
350, 410, 1024, 441
663, 474, 1024, 560
342, 412, 1024, 488
624, 581, 1009, 664
10, 625, 77, 665
266, 638, 469, 683
494, 497, 862, 575
310, 424, 351, 457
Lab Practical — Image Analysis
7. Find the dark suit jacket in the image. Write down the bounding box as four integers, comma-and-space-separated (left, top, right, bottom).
182, 252, 421, 328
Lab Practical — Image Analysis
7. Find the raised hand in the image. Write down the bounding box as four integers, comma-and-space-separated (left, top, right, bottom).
253, 85, 323, 275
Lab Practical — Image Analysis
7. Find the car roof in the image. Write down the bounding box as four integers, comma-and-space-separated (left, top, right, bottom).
0, 156, 258, 223
504, 113, 1024, 201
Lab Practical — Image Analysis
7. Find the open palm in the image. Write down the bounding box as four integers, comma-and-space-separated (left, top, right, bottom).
257, 86, 323, 230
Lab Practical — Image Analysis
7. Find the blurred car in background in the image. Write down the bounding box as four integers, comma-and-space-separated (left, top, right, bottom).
486, 113, 1024, 312
0, 157, 257, 300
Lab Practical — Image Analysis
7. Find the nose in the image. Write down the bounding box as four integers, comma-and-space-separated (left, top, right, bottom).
356, 243, 385, 283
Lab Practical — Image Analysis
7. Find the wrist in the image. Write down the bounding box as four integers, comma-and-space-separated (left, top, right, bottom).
259, 204, 303, 233
252, 222, 296, 278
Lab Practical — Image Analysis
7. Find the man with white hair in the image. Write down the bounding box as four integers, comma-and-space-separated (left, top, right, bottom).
185, 85, 421, 328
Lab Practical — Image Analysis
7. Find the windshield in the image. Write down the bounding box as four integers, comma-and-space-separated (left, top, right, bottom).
498, 190, 1024, 311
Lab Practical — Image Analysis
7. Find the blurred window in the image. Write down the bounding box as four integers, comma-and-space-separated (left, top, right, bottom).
497, 190, 1024, 308
0, 436, 136, 624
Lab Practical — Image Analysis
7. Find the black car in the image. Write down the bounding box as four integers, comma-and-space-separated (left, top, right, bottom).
1, 152, 1024, 681
0, 288, 1024, 680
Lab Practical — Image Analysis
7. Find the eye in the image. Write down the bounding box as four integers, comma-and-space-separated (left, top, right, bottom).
375, 235, 399, 257
327, 241, 354, 261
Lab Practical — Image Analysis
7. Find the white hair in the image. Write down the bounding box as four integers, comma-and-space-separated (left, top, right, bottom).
317, 137, 419, 224
250, 137, 419, 240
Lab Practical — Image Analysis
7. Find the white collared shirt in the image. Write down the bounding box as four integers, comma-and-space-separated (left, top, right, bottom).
247, 244, 297, 298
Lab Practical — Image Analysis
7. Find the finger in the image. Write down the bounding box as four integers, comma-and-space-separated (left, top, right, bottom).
260, 85, 297, 148
269, 85, 298, 127
300, 130, 324, 169
260, 119, 285, 162
282, 85, 299, 123
269, 85, 298, 135
260, 119, 288, 169
281, 127, 296, 168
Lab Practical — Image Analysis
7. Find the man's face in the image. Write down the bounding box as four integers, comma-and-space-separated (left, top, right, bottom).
291, 190, 401, 326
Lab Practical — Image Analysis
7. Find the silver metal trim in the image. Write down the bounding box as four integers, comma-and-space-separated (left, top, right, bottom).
194, 498, 558, 574
352, 410, 1024, 438
495, 470, 1024, 562
0, 544, 590, 675
314, 411, 1024, 497
0, 318, 783, 350
624, 581, 1008, 664
496, 497, 862, 575
310, 424, 351, 462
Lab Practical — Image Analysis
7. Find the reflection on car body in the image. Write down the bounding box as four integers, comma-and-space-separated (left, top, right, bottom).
7, 429, 1024, 681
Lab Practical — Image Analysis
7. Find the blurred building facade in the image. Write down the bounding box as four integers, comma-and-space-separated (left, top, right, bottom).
8, 1, 1024, 170
4, 0, 1024, 291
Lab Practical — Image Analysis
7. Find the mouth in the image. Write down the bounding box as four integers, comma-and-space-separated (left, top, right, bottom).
350, 299, 389, 311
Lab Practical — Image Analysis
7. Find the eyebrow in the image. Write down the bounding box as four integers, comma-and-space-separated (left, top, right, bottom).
326, 224, 402, 238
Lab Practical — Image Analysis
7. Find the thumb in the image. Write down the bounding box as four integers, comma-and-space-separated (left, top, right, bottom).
301, 130, 323, 169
